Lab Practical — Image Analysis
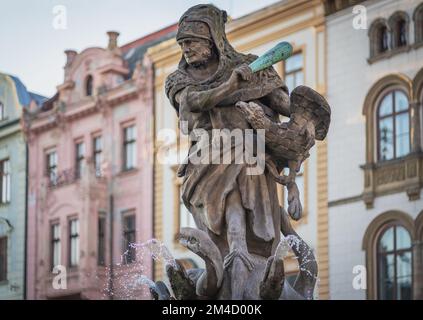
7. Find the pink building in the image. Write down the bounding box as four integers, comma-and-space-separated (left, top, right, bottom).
23, 26, 177, 299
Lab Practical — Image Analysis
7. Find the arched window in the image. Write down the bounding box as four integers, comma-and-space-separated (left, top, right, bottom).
397, 20, 407, 47
414, 3, 423, 44
379, 26, 389, 53
389, 12, 409, 49
413, 67, 423, 153
377, 90, 410, 161
362, 75, 419, 205
362, 211, 416, 300
85, 75, 93, 96
369, 19, 390, 58
377, 225, 413, 300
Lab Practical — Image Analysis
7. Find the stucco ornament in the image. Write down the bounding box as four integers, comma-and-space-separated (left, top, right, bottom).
152, 4, 331, 300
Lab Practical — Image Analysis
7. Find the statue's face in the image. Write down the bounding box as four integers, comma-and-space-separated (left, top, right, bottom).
178, 38, 213, 66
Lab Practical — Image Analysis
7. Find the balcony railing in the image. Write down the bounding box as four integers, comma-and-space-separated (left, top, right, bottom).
47, 168, 77, 189
47, 165, 105, 189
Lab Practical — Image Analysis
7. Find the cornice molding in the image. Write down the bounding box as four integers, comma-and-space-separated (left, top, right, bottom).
28, 80, 143, 134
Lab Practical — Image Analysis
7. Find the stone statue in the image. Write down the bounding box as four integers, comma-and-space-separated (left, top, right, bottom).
151, 4, 331, 300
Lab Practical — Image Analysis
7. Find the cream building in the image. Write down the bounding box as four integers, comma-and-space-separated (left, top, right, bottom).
324, 0, 423, 299
148, 0, 331, 299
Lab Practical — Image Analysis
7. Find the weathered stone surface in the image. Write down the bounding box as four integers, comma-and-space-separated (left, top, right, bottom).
154, 4, 330, 300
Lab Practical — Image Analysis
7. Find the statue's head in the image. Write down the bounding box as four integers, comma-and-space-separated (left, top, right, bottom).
177, 20, 214, 67
176, 4, 230, 69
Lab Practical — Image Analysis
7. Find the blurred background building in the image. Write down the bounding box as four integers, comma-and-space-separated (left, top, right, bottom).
325, 0, 423, 300
23, 27, 175, 299
0, 73, 45, 299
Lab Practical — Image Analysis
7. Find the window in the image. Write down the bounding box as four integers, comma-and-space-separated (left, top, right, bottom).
75, 142, 85, 179
362, 75, 418, 206
414, 4, 423, 44
369, 19, 389, 58
284, 52, 304, 93
377, 90, 410, 161
46, 150, 58, 185
0, 237, 7, 281
85, 75, 93, 96
123, 125, 136, 171
93, 136, 103, 177
363, 211, 417, 299
122, 212, 136, 264
379, 26, 389, 53
0, 159, 11, 204
51, 224, 61, 270
173, 172, 196, 242
179, 188, 196, 230
377, 225, 413, 300
69, 219, 79, 267
98, 214, 106, 266
397, 20, 407, 47
0, 101, 4, 121
389, 12, 409, 49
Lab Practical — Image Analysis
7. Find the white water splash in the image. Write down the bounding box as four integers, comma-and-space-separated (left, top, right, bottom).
284, 234, 319, 281
99, 238, 176, 300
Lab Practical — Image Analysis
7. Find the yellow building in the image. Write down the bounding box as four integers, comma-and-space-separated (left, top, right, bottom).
147, 0, 330, 299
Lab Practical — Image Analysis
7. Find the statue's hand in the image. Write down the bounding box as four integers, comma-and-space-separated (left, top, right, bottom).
227, 64, 253, 91
287, 182, 302, 221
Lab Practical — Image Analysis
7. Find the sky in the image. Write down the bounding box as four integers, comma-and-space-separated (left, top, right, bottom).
0, 0, 281, 97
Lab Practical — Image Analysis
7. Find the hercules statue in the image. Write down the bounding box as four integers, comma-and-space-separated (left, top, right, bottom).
150, 4, 331, 300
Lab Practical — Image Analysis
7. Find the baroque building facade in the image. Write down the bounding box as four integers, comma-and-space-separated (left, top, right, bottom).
0, 73, 45, 299
24, 26, 175, 299
147, 0, 331, 299
324, 0, 423, 299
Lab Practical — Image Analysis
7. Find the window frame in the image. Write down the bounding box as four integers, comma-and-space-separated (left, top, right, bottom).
98, 213, 106, 266
376, 89, 411, 162
93, 135, 103, 177
85, 75, 93, 96
362, 75, 420, 207
368, 18, 390, 59
282, 50, 304, 93
378, 25, 389, 53
376, 223, 414, 300
362, 211, 416, 300
46, 149, 58, 185
74, 141, 85, 179
122, 124, 137, 171
0, 159, 11, 204
413, 3, 423, 44
172, 167, 197, 245
122, 211, 136, 264
68, 218, 80, 268
177, 177, 196, 231
74, 140, 85, 179
388, 11, 410, 50
50, 223, 61, 271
